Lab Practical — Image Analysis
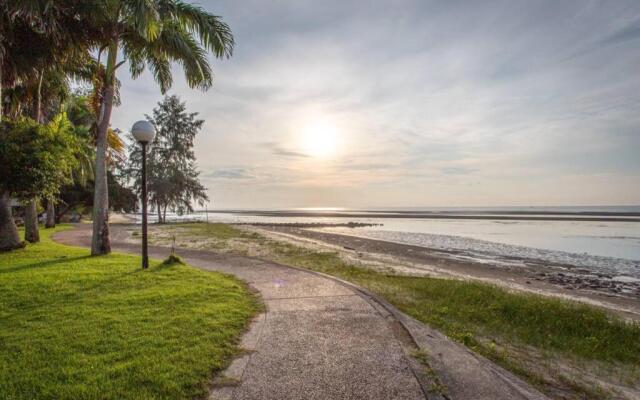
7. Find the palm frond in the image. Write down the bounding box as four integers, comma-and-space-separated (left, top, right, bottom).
121, 0, 162, 41
107, 128, 126, 157
160, 0, 234, 58
123, 43, 147, 79
159, 0, 235, 58
145, 49, 173, 93
154, 21, 212, 89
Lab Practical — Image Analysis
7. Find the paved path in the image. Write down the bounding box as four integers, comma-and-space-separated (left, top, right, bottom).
55, 225, 428, 399
54, 224, 548, 400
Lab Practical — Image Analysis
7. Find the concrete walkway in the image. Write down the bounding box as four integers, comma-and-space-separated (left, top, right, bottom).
54, 224, 549, 400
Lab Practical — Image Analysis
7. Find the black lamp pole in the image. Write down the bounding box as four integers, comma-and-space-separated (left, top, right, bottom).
141, 141, 149, 269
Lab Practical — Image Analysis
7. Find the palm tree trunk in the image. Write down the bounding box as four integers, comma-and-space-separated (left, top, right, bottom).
0, 191, 23, 251
24, 199, 40, 243
35, 70, 44, 122
91, 41, 118, 255
45, 200, 55, 228
25, 71, 45, 243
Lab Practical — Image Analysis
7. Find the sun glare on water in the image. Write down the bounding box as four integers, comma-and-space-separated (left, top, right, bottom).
300, 117, 339, 158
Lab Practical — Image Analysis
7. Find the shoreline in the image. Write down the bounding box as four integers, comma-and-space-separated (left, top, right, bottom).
219, 210, 640, 222
249, 225, 640, 321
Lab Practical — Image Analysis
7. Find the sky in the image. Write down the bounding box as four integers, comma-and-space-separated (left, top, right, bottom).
111, 0, 640, 209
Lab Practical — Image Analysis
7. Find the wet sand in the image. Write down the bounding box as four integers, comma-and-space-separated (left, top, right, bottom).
254, 225, 640, 321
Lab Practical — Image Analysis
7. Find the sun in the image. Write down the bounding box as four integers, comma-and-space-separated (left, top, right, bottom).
300, 117, 339, 158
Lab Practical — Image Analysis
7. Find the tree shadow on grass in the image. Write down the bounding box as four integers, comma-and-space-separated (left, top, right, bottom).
0, 256, 147, 322
0, 255, 93, 275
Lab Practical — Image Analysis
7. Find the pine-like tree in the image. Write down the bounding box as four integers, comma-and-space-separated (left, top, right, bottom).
125, 95, 208, 223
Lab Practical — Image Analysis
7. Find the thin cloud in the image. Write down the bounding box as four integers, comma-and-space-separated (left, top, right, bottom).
260, 141, 310, 158
600, 18, 640, 46
441, 166, 478, 176
563, 16, 640, 61
208, 168, 255, 180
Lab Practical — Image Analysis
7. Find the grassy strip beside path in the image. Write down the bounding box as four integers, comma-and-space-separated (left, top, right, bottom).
267, 240, 640, 398
272, 241, 640, 362
0, 226, 260, 400
269, 238, 640, 398
152, 223, 640, 399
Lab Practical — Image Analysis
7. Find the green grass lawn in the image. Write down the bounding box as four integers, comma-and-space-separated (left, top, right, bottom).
179, 222, 252, 239
0, 226, 260, 400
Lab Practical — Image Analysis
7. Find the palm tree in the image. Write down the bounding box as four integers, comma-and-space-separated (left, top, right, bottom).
66, 94, 97, 185
1, 0, 94, 118
39, 60, 120, 229
4, 52, 95, 238
7, 67, 75, 234
83, 0, 234, 255
53, 92, 126, 225
0, 2, 53, 249
0, 0, 97, 246
1, 1, 85, 248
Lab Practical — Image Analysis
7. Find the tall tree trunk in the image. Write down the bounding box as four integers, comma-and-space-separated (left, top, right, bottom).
45, 200, 55, 228
163, 204, 167, 224
24, 199, 40, 243
157, 201, 162, 224
35, 70, 44, 122
25, 71, 45, 243
0, 191, 23, 251
91, 41, 118, 255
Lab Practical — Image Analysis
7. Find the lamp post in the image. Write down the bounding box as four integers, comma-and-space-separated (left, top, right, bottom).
131, 120, 156, 269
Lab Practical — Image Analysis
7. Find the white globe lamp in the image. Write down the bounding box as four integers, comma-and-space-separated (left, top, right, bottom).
131, 120, 156, 144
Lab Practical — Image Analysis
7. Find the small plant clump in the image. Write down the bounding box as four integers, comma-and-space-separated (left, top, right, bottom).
161, 253, 185, 266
